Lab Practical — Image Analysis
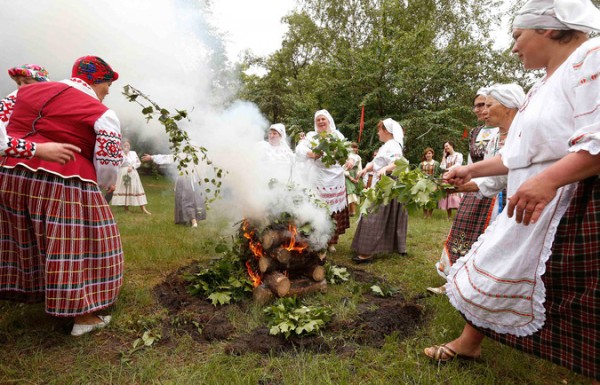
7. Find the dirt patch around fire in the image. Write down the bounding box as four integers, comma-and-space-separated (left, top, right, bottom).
154, 261, 428, 356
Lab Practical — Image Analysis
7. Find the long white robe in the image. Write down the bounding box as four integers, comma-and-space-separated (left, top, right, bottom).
446, 37, 600, 336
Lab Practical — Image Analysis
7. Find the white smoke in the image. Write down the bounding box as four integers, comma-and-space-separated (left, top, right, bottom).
0, 0, 334, 247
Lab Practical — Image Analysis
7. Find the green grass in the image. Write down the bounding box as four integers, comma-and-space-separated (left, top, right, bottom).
0, 175, 592, 385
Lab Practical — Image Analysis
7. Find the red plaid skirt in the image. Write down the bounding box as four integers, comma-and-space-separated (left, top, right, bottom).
329, 206, 350, 245
0, 167, 124, 317
444, 192, 495, 265
474, 176, 600, 380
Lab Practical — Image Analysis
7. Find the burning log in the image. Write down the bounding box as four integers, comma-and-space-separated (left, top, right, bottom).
258, 256, 277, 274
261, 229, 281, 250
252, 284, 275, 305
303, 265, 326, 282
288, 278, 328, 297
274, 248, 291, 266
264, 271, 291, 297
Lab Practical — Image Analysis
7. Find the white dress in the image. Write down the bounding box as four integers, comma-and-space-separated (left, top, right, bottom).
295, 130, 347, 213
257, 141, 295, 182
111, 150, 148, 206
446, 37, 600, 337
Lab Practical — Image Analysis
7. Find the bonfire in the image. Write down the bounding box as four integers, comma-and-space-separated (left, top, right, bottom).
238, 182, 334, 304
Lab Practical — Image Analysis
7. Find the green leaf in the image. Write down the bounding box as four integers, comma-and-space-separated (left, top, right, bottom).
208, 292, 232, 306
371, 285, 384, 296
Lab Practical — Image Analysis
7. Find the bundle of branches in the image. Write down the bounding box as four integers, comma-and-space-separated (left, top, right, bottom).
309, 131, 351, 167
360, 158, 451, 214
122, 85, 225, 203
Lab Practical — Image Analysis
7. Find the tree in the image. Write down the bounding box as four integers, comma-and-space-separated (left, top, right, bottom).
239, 0, 529, 162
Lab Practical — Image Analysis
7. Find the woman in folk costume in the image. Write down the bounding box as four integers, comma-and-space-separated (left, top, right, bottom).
257, 123, 294, 182
0, 56, 124, 336
419, 147, 441, 219
468, 87, 499, 164
296, 109, 350, 253
425, 1, 600, 382
428, 84, 525, 294
1, 64, 79, 163
142, 152, 207, 228
437, 140, 463, 219
111, 139, 151, 214
351, 118, 407, 263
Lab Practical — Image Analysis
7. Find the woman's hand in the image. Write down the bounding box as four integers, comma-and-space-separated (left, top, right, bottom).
444, 165, 472, 186
34, 142, 81, 165
507, 175, 557, 225
141, 154, 153, 163
357, 169, 367, 178
127, 166, 133, 173
307, 151, 322, 160
454, 181, 479, 193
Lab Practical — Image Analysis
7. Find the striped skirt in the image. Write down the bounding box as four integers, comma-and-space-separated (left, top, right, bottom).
351, 199, 408, 255
0, 167, 124, 317
474, 176, 600, 380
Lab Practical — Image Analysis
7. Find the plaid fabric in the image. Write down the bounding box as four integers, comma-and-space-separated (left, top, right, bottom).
476, 176, 600, 380
351, 199, 408, 255
329, 206, 350, 245
0, 167, 123, 317
444, 192, 495, 265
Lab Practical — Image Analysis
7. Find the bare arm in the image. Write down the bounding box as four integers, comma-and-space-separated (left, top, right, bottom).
444, 155, 508, 186
508, 151, 600, 225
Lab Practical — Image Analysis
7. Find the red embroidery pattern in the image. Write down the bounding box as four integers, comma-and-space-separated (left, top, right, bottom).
0, 95, 17, 123
95, 129, 122, 166
3, 137, 35, 158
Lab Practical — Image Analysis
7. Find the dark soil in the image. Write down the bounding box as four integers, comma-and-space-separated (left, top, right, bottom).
154, 261, 427, 355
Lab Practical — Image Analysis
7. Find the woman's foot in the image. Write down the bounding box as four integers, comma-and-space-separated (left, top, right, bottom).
424, 325, 483, 362
426, 285, 446, 295
191, 219, 198, 228
423, 344, 480, 361
71, 314, 112, 336
352, 255, 373, 264
141, 207, 152, 215
327, 245, 336, 253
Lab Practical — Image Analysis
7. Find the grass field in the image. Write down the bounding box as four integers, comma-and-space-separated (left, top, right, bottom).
0, 175, 591, 385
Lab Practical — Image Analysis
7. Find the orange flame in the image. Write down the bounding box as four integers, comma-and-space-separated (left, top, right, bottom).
242, 219, 264, 259
245, 260, 262, 287
284, 224, 308, 253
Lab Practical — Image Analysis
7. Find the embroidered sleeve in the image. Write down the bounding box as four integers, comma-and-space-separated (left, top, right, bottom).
569, 41, 600, 156
0, 92, 18, 154
94, 109, 122, 189
0, 92, 17, 127
2, 136, 37, 158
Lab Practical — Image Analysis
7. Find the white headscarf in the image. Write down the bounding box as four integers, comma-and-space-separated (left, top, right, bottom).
476, 87, 490, 97
269, 123, 286, 140
512, 0, 600, 33
382, 118, 404, 145
486, 83, 526, 109
314, 109, 337, 132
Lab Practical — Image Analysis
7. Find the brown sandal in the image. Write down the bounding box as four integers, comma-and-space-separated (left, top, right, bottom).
424, 344, 479, 362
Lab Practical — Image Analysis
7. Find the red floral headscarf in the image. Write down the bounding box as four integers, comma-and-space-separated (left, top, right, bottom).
71, 55, 119, 85
8, 64, 49, 82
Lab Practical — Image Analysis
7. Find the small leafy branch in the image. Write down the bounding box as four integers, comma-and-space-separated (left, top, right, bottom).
186, 254, 253, 306
324, 263, 350, 284
122, 84, 225, 202
360, 158, 451, 214
310, 132, 351, 167
264, 297, 333, 339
